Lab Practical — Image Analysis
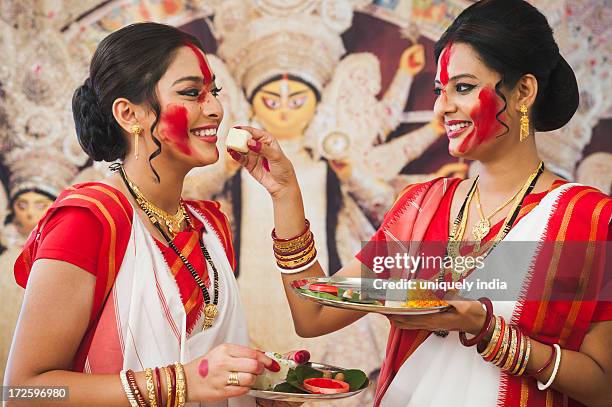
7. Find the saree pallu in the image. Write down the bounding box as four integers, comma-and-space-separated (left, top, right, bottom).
15, 183, 253, 407
357, 178, 611, 407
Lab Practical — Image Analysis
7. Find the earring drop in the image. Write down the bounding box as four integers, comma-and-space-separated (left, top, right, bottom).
131, 125, 144, 159
519, 104, 530, 142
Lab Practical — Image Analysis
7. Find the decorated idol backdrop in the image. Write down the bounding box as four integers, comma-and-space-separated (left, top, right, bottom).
0, 0, 610, 400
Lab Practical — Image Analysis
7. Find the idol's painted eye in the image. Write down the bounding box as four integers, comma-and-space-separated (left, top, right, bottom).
433, 86, 443, 96
288, 95, 307, 109
262, 96, 281, 110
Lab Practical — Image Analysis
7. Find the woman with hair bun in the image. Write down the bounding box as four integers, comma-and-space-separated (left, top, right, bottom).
5, 22, 290, 407
229, 0, 612, 406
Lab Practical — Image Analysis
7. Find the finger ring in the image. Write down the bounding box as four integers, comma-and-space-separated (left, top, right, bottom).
227, 371, 240, 386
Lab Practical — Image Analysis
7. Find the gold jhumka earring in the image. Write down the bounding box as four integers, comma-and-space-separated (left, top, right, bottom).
519, 104, 529, 142
131, 125, 144, 159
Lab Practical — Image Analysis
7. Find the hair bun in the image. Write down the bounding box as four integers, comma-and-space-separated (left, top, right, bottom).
71, 78, 126, 161
534, 56, 579, 132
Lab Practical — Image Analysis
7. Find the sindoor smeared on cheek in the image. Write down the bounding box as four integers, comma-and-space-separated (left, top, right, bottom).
458, 87, 501, 153
160, 104, 192, 155
439, 43, 453, 86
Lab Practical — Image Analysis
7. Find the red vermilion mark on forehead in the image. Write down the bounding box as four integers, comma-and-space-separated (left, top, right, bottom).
458, 87, 501, 154
185, 42, 212, 84
439, 43, 453, 86
185, 42, 213, 104
159, 104, 192, 155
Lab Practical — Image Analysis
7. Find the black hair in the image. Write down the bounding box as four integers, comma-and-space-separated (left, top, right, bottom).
72, 22, 205, 181
434, 0, 579, 132
247, 74, 322, 104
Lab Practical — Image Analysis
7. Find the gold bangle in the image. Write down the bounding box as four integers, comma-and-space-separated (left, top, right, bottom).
492, 322, 510, 366
162, 366, 172, 407
174, 362, 186, 407
502, 326, 519, 371
511, 331, 526, 375
273, 231, 313, 253
480, 316, 501, 359
144, 368, 158, 407
120, 370, 139, 407
274, 239, 315, 261
275, 248, 317, 269
516, 337, 531, 376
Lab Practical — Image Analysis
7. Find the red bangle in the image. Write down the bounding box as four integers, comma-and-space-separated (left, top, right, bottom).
154, 367, 163, 407
125, 369, 148, 407
460, 297, 493, 347
272, 219, 310, 241
168, 364, 177, 407
484, 317, 506, 362
532, 344, 556, 376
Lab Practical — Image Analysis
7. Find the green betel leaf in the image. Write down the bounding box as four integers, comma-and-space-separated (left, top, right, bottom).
302, 290, 342, 301
341, 369, 368, 391
285, 368, 303, 390
294, 364, 324, 384
273, 382, 307, 394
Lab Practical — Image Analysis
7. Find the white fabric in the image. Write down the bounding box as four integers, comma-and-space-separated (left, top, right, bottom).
109, 204, 254, 407
381, 183, 577, 407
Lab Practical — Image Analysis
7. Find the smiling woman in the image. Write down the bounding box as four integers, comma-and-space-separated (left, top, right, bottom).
4, 23, 279, 407
226, 1, 612, 407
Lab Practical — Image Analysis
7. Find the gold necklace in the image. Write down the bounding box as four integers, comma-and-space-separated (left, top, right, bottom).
447, 177, 478, 259
446, 161, 544, 281
121, 170, 191, 239
472, 186, 521, 251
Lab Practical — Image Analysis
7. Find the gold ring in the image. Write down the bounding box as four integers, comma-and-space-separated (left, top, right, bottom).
227, 371, 240, 386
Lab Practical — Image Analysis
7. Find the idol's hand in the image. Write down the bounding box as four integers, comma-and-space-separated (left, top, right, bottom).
227, 126, 299, 198
387, 298, 487, 335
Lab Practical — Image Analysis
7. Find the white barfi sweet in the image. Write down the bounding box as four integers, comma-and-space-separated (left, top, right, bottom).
226, 127, 251, 153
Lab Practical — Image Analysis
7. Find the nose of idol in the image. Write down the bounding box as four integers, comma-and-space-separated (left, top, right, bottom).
251, 78, 317, 139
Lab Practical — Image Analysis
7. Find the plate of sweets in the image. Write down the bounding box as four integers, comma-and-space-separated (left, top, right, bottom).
249, 350, 369, 402
291, 277, 450, 315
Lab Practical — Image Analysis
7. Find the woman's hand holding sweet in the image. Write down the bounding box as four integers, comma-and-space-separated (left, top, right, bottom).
183, 343, 276, 403
387, 297, 488, 335
226, 126, 300, 199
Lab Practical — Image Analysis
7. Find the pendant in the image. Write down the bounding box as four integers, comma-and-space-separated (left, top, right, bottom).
202, 303, 218, 330
472, 219, 490, 242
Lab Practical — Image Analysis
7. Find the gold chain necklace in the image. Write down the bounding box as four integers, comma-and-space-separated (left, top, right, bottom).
472, 186, 521, 251
121, 170, 192, 238
446, 161, 544, 281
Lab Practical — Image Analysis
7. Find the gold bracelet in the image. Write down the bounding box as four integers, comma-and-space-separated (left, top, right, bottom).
120, 370, 139, 407
492, 322, 510, 366
502, 326, 519, 371
145, 367, 158, 407
274, 239, 315, 261
174, 362, 186, 407
273, 231, 313, 253
510, 331, 526, 375
162, 366, 172, 407
516, 337, 531, 376
275, 248, 317, 269
480, 316, 501, 359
